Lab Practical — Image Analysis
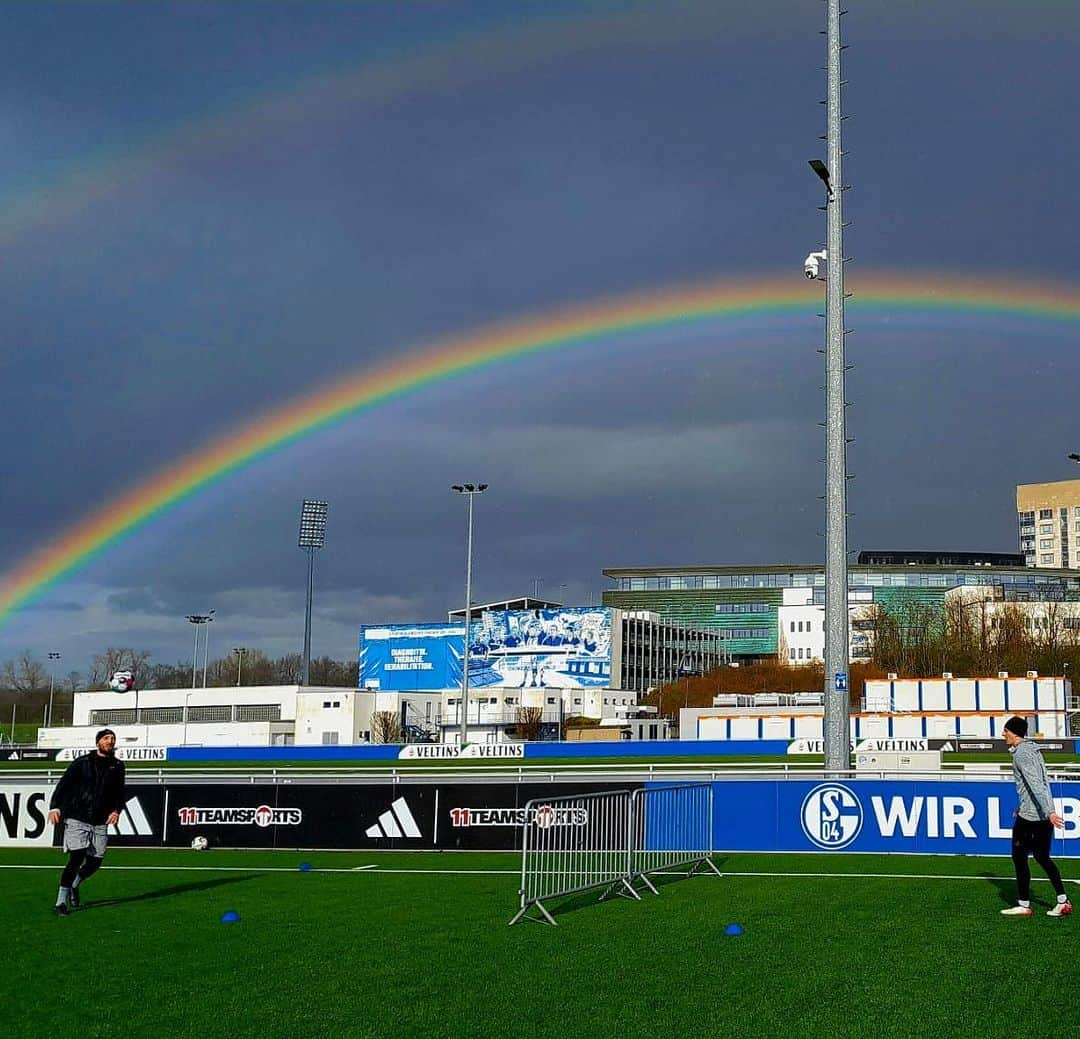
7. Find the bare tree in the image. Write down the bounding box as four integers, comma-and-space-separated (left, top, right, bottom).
371, 710, 402, 744
513, 706, 544, 741
88, 648, 152, 689
1, 653, 48, 694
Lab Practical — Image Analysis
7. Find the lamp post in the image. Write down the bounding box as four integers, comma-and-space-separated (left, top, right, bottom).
203, 612, 215, 688
233, 646, 247, 686
451, 483, 488, 745
808, 0, 851, 773
185, 612, 215, 689
298, 500, 329, 686
47, 652, 61, 726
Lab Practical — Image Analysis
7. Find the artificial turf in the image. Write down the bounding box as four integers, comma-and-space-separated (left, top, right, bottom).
3, 847, 1076, 1039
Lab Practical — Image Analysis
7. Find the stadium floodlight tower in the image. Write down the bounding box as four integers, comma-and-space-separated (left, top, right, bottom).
807, 0, 852, 773
298, 499, 329, 687
47, 652, 61, 726
451, 483, 487, 746
185, 611, 215, 689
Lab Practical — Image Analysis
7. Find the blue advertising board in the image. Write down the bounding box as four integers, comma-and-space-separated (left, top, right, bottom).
697, 778, 1080, 857
360, 607, 614, 692
359, 624, 464, 691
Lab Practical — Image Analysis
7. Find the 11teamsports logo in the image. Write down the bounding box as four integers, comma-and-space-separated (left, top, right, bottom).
800, 783, 863, 849
449, 805, 589, 828
177, 805, 302, 827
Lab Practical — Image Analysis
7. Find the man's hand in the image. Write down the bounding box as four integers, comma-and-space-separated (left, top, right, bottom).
1049, 811, 1065, 829
47, 809, 61, 825
106, 811, 120, 827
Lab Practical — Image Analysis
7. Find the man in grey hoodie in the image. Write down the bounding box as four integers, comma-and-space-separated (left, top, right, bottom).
1000, 716, 1072, 917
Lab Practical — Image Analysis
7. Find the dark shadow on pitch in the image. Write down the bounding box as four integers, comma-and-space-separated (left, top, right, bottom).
525, 856, 729, 923
975, 870, 1052, 909
77, 873, 263, 911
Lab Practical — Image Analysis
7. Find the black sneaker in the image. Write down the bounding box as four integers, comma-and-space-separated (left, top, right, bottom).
52, 903, 70, 916
68, 889, 81, 910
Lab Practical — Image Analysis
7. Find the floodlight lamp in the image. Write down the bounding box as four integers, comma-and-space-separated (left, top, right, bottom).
298, 499, 329, 549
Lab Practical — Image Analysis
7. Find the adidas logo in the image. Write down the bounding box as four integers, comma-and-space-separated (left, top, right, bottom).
7, 752, 17, 761
940, 741, 955, 753
365, 797, 421, 839
108, 797, 153, 837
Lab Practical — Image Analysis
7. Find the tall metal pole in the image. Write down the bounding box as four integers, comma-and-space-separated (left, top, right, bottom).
47, 652, 60, 727
461, 494, 475, 746
191, 622, 199, 689
303, 547, 315, 685
202, 617, 212, 688
823, 0, 850, 772
297, 499, 329, 688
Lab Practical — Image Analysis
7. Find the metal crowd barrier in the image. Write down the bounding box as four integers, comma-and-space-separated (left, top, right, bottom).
510, 789, 637, 926
510, 783, 718, 926
629, 783, 721, 894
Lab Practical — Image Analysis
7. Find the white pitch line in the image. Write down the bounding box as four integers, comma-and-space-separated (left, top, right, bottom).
0, 863, 517, 875
694, 870, 1080, 885
0, 863, 1075, 883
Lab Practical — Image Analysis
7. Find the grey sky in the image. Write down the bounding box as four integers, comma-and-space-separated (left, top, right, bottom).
2, 1, 1078, 671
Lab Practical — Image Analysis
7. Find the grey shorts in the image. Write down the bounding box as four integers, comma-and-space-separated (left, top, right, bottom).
63, 819, 108, 858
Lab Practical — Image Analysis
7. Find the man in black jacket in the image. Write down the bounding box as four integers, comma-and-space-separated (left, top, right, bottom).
47, 728, 126, 915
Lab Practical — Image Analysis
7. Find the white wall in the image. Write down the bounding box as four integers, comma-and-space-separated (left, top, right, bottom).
74, 685, 308, 725
37, 721, 278, 749
678, 676, 1073, 741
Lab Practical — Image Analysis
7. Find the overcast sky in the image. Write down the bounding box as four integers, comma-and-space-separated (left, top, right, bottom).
2, 0, 1079, 674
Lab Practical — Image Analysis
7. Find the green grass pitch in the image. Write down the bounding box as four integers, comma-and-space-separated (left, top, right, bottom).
2, 847, 1077, 1039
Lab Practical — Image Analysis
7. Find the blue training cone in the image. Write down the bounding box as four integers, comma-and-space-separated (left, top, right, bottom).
298, 862, 313, 872
725, 923, 744, 936
220, 910, 241, 924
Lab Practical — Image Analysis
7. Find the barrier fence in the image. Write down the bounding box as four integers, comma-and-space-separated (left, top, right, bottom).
509, 790, 637, 926
630, 783, 721, 894
509, 783, 717, 926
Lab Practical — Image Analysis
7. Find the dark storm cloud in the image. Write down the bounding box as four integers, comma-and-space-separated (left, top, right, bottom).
2, 0, 1079, 668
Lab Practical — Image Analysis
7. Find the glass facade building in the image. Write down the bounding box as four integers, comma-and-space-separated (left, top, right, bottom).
603, 563, 1080, 663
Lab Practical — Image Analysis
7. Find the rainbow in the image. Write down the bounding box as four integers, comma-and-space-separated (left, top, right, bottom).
0, 5, 712, 246
2, 270, 1079, 626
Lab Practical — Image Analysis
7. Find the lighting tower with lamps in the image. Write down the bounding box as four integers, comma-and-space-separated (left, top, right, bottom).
47, 652, 61, 726
298, 500, 329, 686
451, 483, 487, 745
233, 646, 247, 686
185, 611, 215, 688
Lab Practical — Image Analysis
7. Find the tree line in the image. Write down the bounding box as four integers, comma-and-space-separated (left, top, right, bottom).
0, 648, 360, 728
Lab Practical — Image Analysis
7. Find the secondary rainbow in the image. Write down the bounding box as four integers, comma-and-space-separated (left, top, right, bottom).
2, 270, 1079, 626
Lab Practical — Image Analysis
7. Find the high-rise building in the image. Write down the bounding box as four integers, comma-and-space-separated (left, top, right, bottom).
1016, 479, 1080, 568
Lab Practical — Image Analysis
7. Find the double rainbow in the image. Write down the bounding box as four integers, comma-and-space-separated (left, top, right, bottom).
1, 271, 1078, 626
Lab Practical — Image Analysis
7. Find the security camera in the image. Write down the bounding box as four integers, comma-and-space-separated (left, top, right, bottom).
804, 249, 827, 280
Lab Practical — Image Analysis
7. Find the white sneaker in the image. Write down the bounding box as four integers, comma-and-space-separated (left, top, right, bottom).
1046, 902, 1073, 917
1000, 905, 1033, 916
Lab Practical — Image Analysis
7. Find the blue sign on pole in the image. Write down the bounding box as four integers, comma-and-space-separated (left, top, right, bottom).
834, 671, 848, 693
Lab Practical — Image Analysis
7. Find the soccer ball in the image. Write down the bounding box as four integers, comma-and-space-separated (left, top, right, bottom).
109, 670, 135, 693
191, 835, 210, 851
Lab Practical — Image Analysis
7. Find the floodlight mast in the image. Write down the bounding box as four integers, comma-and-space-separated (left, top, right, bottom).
451, 483, 488, 745
298, 500, 329, 686
185, 611, 215, 688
